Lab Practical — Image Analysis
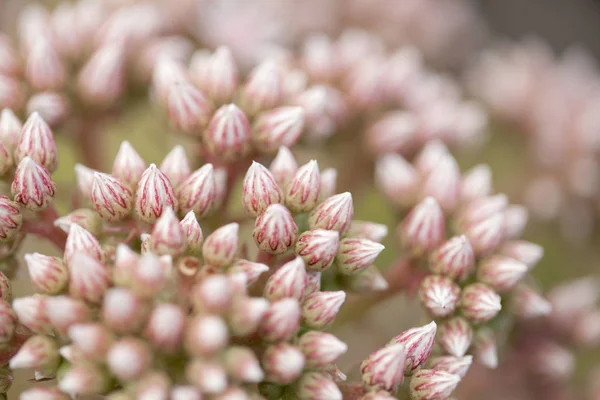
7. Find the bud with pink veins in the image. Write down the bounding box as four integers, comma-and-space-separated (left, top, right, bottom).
299, 331, 347, 368
429, 355, 473, 379
296, 229, 339, 272
375, 154, 418, 208
510, 285, 552, 319
160, 145, 191, 188
167, 81, 213, 135
150, 207, 185, 257
309, 192, 354, 234
0, 108, 22, 152
242, 161, 283, 217
259, 298, 301, 342
409, 369, 461, 400
504, 204, 528, 239
264, 256, 307, 301
418, 275, 460, 318
26, 92, 69, 128
253, 204, 298, 254
107, 337, 152, 381
78, 42, 126, 106
0, 300, 16, 343
190, 274, 233, 314
25, 38, 66, 91
399, 197, 445, 257
0, 196, 22, 242
461, 211, 506, 257
15, 112, 57, 173
203, 222, 239, 268
90, 172, 134, 222
302, 290, 346, 329
21, 387, 70, 400
24, 253, 68, 294
184, 315, 229, 356
347, 221, 388, 243
102, 288, 148, 334
297, 372, 343, 400
477, 255, 528, 293
262, 343, 305, 384
458, 194, 508, 226
228, 296, 269, 337
203, 104, 251, 161
192, 46, 239, 105
285, 160, 320, 213
438, 317, 473, 358
46, 296, 92, 335
420, 154, 461, 212
228, 259, 268, 286
429, 235, 475, 282
129, 253, 169, 298
253, 106, 305, 152
224, 346, 264, 383
68, 252, 111, 303
389, 321, 437, 374
135, 164, 178, 223
461, 164, 492, 203
68, 323, 114, 361
9, 335, 59, 372
305, 270, 321, 296
178, 164, 216, 218
500, 240, 544, 270
361, 343, 406, 391
460, 283, 502, 324
336, 238, 385, 275
12, 295, 52, 334
64, 223, 104, 265
152, 57, 190, 105
241, 60, 283, 115
270, 146, 298, 187
111, 141, 146, 187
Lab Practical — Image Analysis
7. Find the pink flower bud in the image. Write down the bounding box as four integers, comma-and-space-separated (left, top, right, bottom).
24, 253, 68, 295
418, 275, 460, 318
184, 315, 229, 356
336, 238, 384, 275
438, 317, 473, 358
46, 295, 91, 335
26, 92, 69, 128
0, 108, 22, 152
253, 204, 298, 254
102, 288, 148, 334
429, 235, 474, 282
58, 362, 111, 395
0, 299, 16, 343
298, 331, 347, 369
136, 164, 178, 223
504, 204, 528, 239
229, 296, 269, 337
259, 298, 301, 342
203, 222, 239, 268
106, 337, 153, 381
500, 240, 544, 270
68, 252, 111, 303
347, 221, 388, 243
264, 256, 307, 301
25, 39, 66, 91
152, 57, 190, 105
167, 81, 213, 134
366, 112, 418, 155
305, 270, 319, 295
160, 145, 191, 188
241, 60, 283, 115
429, 355, 472, 379
68, 323, 114, 361
389, 321, 437, 374
460, 283, 502, 324
192, 46, 239, 105
263, 343, 305, 384
510, 285, 552, 319
375, 154, 419, 208
409, 369, 461, 400
112, 141, 146, 187
302, 290, 346, 329
461, 211, 505, 257
472, 327, 497, 369
224, 346, 264, 383
9, 335, 59, 371
399, 197, 445, 256
171, 386, 203, 400
228, 259, 269, 286
177, 164, 217, 218
458, 194, 508, 226
295, 229, 339, 272
191, 274, 232, 314
134, 371, 171, 400
91, 172, 134, 222
420, 154, 461, 213
301, 34, 338, 81
203, 104, 251, 161
0, 196, 22, 242
270, 146, 298, 187
477, 255, 528, 293
15, 112, 57, 173
53, 209, 101, 237
12, 295, 52, 334
285, 160, 320, 213
75, 163, 96, 200
309, 192, 353, 234
64, 223, 104, 265
361, 343, 406, 391
150, 207, 185, 257
461, 164, 492, 203
12, 157, 56, 210
297, 372, 342, 400
346, 265, 389, 293
77, 43, 126, 106
242, 161, 283, 217
414, 140, 449, 176
144, 303, 185, 354
185, 359, 227, 394
253, 106, 305, 152
129, 253, 169, 298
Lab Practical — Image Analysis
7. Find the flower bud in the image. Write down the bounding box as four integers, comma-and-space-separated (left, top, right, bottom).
203, 223, 239, 268
160, 145, 191, 188
420, 154, 461, 212
77, 42, 126, 106
259, 298, 301, 342
346, 265, 389, 293
361, 343, 406, 391
68, 323, 114, 361
418, 275, 460, 318
150, 207, 185, 257
58, 362, 111, 395
366, 112, 417, 155
144, 303, 185, 353
461, 164, 492, 203
295, 229, 339, 272
136, 164, 178, 223
64, 223, 104, 265
177, 164, 216, 218
253, 204, 298, 254
68, 252, 111, 303
429, 355, 472, 379
302, 290, 346, 329
107, 337, 152, 381
504, 204, 528, 239
264, 256, 307, 301
270, 146, 298, 187
186, 359, 227, 394
461, 211, 505, 257
429, 235, 474, 282
0, 299, 16, 343
389, 321, 437, 374
179, 211, 203, 256
228, 296, 269, 337
438, 317, 473, 358
171, 386, 203, 400
91, 172, 134, 222
75, 163, 95, 200
12, 157, 56, 210
129, 253, 170, 298
285, 160, 320, 213
241, 60, 283, 115
203, 104, 251, 161
500, 240, 544, 270
224, 346, 264, 383
184, 315, 229, 356
375, 154, 419, 208
308, 192, 353, 234
253, 106, 305, 152
510, 285, 552, 319
26, 92, 69, 128
472, 328, 497, 369
192, 46, 238, 105
298, 331, 347, 369
102, 288, 148, 334
242, 161, 283, 217
24, 253, 68, 295
460, 283, 502, 324
263, 343, 305, 384
297, 372, 342, 400
0, 108, 22, 152
191, 274, 232, 314
414, 140, 449, 176
12, 295, 52, 334
409, 369, 460, 400
336, 238, 384, 275
167, 81, 213, 134
46, 295, 92, 335
477, 255, 528, 293
347, 221, 388, 243
228, 259, 269, 286
0, 196, 22, 242
26, 38, 66, 91
53, 209, 102, 238
399, 197, 445, 256
112, 141, 146, 187
9, 335, 59, 372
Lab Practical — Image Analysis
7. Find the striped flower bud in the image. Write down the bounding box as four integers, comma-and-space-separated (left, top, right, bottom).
297, 372, 342, 400
24, 253, 68, 295
415, 140, 449, 176
203, 223, 239, 268
9, 335, 59, 372
347, 221, 388, 243
306, 272, 321, 297
179, 211, 203, 257
418, 275, 460, 318
336, 238, 384, 275
192, 46, 238, 105
270, 146, 298, 187
389, 321, 437, 374
458, 194, 508, 226
12, 295, 52, 334
242, 161, 283, 217
500, 240, 544, 270
298, 331, 347, 368
68, 323, 114, 361
461, 211, 505, 257
107, 338, 152, 381
0, 108, 22, 152
184, 315, 229, 356
228, 259, 269, 286
295, 229, 339, 272
58, 362, 111, 395
26, 92, 69, 128
129, 253, 170, 298
26, 39, 66, 91
253, 106, 305, 152
346, 265, 389, 293
429, 355, 473, 379
285, 160, 320, 213
160, 145, 191, 188
429, 236, 474, 282
241, 60, 283, 115
460, 283, 502, 324
302, 290, 345, 329
46, 296, 92, 335
438, 317, 473, 358
224, 346, 264, 383
409, 369, 460, 400
64, 223, 104, 265
145, 303, 185, 353
477, 255, 528, 293
203, 104, 251, 161
308, 192, 353, 234
167, 81, 213, 135
68, 252, 111, 303
264, 256, 307, 301
0, 299, 16, 343
54, 208, 102, 237
421, 154, 461, 213
12, 157, 55, 210
361, 343, 406, 391
135, 164, 178, 223
77, 43, 126, 106
151, 207, 185, 257
399, 197, 446, 256
186, 359, 227, 394
177, 164, 216, 218
259, 298, 301, 342
112, 141, 146, 188
253, 204, 298, 254
0, 196, 22, 242
91, 172, 134, 222
191, 274, 232, 314
228, 296, 269, 337
263, 343, 305, 384
510, 285, 552, 319
461, 164, 492, 203
15, 112, 57, 172
102, 288, 148, 334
